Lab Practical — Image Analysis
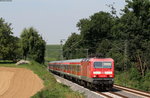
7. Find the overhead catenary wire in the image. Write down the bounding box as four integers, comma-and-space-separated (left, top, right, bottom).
60, 38, 128, 60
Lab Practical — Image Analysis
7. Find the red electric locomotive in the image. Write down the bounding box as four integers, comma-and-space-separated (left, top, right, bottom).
48, 58, 114, 90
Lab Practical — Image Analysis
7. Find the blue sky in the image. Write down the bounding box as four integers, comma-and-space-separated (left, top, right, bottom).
0, 0, 126, 44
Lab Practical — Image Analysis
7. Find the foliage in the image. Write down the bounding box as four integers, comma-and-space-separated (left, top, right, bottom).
0, 18, 21, 61
63, 0, 150, 91
96, 39, 111, 57
63, 33, 83, 59
45, 45, 61, 62
120, 0, 150, 76
20, 27, 46, 63
115, 67, 150, 91
76, 12, 114, 54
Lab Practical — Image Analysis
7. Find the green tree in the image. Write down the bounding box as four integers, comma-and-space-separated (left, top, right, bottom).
0, 18, 20, 60
20, 27, 46, 63
96, 39, 111, 57
77, 11, 114, 54
63, 0, 150, 91
121, 0, 150, 76
63, 33, 81, 59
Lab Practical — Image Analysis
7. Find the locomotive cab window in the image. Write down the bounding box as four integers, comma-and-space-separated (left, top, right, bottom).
103, 62, 112, 68
94, 62, 112, 68
94, 62, 102, 68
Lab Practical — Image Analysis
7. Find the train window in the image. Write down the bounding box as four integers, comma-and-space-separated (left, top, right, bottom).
60, 65, 62, 70
62, 65, 64, 70
94, 62, 112, 68
69, 65, 72, 71
70, 65, 72, 71
75, 65, 77, 72
77, 65, 81, 72
103, 62, 112, 68
70, 65, 71, 71
74, 65, 76, 71
94, 62, 103, 68
66, 65, 67, 70
66, 65, 68, 70
70, 65, 71, 70
68, 65, 69, 70
58, 65, 59, 69
55, 65, 57, 69
72, 65, 75, 71
67, 65, 69, 70
65, 65, 67, 70
74, 65, 77, 71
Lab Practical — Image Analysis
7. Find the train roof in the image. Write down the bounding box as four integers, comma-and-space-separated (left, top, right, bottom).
49, 58, 113, 64
49, 58, 83, 63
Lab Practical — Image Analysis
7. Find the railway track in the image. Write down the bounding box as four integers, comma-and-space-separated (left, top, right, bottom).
113, 84, 150, 98
95, 85, 150, 98
54, 74, 150, 98
96, 91, 127, 98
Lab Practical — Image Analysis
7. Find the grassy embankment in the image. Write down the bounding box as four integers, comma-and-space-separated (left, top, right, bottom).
0, 61, 84, 98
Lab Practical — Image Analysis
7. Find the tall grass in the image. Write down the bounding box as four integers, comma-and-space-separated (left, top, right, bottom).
115, 68, 150, 92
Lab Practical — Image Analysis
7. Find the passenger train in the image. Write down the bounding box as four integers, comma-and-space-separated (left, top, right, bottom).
48, 58, 114, 90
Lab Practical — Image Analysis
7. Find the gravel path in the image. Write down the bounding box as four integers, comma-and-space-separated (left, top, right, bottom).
54, 75, 106, 98
0, 67, 44, 98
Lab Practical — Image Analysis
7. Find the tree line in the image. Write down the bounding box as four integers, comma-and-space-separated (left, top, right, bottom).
63, 0, 150, 91
0, 18, 46, 64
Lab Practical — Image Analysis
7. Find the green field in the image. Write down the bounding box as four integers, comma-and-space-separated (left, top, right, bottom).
45, 45, 61, 62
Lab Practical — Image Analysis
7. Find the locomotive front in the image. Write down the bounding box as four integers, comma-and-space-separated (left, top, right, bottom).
91, 58, 114, 90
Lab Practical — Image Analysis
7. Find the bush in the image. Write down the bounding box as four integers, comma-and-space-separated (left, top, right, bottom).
115, 68, 150, 91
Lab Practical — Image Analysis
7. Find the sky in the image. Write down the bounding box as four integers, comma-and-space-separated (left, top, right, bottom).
0, 0, 126, 44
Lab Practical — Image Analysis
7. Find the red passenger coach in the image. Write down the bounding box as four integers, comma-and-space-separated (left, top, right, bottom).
48, 58, 114, 90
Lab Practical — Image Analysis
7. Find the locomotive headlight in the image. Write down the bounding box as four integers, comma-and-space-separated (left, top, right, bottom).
104, 71, 112, 74
93, 71, 101, 74
109, 75, 112, 77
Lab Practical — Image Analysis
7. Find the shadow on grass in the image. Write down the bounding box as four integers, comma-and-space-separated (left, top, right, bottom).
0, 61, 16, 64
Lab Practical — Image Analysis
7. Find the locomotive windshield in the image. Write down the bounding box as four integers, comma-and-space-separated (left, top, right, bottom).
94, 62, 112, 68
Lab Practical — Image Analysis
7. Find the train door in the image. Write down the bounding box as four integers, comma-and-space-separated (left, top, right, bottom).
87, 61, 91, 78
85, 62, 88, 77
82, 61, 88, 77
81, 61, 85, 76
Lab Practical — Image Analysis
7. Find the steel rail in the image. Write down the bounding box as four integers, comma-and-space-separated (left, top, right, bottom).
114, 84, 150, 95
114, 85, 150, 98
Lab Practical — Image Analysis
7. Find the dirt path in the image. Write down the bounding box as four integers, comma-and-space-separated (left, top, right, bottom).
0, 67, 44, 98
